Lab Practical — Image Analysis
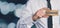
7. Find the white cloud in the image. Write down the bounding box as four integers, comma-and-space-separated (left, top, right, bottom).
14, 4, 26, 18
8, 3, 17, 12
0, 1, 9, 15
8, 23, 16, 28
0, 1, 17, 15
0, 1, 26, 16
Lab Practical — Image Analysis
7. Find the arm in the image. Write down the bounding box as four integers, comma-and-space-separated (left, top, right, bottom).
17, 0, 49, 28
17, 0, 34, 28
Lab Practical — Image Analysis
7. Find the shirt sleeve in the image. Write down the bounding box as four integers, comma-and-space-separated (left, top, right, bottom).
17, 0, 34, 28
33, 19, 47, 28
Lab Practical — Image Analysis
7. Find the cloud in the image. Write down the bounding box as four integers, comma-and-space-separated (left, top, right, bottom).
0, 1, 17, 15
0, 1, 26, 17
8, 23, 16, 28
8, 3, 17, 12
14, 4, 26, 18
0, 1, 9, 15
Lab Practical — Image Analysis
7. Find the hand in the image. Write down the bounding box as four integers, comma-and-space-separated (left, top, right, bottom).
32, 8, 50, 21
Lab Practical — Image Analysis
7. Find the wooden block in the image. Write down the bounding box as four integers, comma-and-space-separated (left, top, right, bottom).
46, 10, 58, 16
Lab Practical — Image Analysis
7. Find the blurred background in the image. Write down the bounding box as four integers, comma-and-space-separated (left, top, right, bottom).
0, 0, 28, 28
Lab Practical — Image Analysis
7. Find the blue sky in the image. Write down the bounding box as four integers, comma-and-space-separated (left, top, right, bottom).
0, 0, 28, 4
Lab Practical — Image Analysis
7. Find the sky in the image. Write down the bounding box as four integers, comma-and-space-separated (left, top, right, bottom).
0, 0, 27, 17
0, 0, 27, 27
0, 0, 28, 4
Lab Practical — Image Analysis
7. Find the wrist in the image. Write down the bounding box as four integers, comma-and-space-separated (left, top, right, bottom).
32, 14, 40, 21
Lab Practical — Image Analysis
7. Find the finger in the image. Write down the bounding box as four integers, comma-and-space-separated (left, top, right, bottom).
43, 15, 49, 18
